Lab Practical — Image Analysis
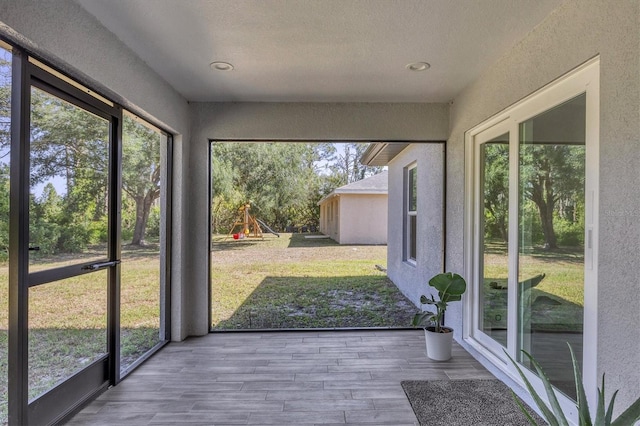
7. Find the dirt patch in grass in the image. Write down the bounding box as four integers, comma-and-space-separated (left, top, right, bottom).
211, 233, 417, 330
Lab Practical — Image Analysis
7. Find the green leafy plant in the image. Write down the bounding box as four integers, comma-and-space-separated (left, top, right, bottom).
507, 344, 640, 426
412, 272, 467, 333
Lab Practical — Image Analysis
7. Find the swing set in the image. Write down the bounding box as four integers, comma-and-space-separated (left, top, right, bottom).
226, 204, 280, 240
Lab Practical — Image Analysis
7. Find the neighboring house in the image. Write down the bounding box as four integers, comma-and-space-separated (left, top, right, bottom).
317, 171, 388, 245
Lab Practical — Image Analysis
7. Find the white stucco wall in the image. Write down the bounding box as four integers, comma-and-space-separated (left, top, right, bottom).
446, 0, 640, 412
0, 0, 192, 340
337, 194, 387, 245
386, 143, 445, 307
190, 102, 449, 335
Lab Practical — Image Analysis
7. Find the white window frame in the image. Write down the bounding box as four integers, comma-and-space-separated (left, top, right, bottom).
405, 163, 417, 264
463, 58, 600, 423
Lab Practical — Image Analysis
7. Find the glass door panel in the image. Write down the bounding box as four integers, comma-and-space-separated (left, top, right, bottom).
26, 79, 114, 423
517, 94, 586, 399
29, 86, 109, 272
28, 272, 107, 401
119, 113, 165, 374
478, 134, 510, 348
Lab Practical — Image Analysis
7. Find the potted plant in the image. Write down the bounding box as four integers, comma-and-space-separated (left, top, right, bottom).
412, 272, 467, 361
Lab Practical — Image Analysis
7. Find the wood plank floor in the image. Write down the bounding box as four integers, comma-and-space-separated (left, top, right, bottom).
66, 330, 495, 425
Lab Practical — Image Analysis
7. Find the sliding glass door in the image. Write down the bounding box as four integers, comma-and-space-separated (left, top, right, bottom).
467, 60, 599, 419
517, 95, 586, 399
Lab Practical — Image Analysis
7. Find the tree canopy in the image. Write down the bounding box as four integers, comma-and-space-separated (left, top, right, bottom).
0, 66, 164, 259
482, 140, 585, 249
210, 142, 384, 234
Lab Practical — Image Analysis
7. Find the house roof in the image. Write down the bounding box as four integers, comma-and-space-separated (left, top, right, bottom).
360, 143, 410, 166
318, 171, 388, 205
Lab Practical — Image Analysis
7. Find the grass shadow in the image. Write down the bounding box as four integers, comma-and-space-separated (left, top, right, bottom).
210, 233, 288, 252
286, 232, 340, 248
120, 243, 161, 260
481, 277, 583, 333
213, 275, 416, 330
211, 239, 262, 252
484, 240, 584, 264
525, 246, 584, 265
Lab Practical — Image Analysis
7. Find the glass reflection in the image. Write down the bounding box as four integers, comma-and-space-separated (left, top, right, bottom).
518, 94, 586, 399
479, 135, 509, 347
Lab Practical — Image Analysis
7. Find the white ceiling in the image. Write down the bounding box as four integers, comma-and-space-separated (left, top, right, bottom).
75, 0, 562, 103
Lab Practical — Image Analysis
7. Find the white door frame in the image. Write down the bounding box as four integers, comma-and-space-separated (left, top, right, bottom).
463, 57, 600, 422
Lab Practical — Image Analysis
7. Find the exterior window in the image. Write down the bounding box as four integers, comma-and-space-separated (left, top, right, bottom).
406, 164, 417, 262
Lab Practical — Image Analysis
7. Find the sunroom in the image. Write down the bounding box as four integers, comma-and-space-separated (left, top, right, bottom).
0, 0, 638, 425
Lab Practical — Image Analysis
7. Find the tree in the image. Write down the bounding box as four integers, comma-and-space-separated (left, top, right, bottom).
210, 142, 388, 235
28, 88, 110, 253
520, 144, 585, 249
0, 53, 164, 254
0, 55, 10, 260
122, 115, 162, 246
482, 143, 509, 242
29, 88, 110, 194
0, 165, 9, 259
29, 183, 63, 254
0, 56, 10, 155
28, 89, 165, 250
327, 143, 384, 186
211, 142, 324, 232
211, 143, 243, 234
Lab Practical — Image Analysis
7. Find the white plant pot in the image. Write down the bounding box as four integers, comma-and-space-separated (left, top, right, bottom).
424, 327, 454, 361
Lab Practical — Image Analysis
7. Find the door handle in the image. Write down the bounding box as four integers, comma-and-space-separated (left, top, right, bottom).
29, 246, 40, 251
82, 260, 121, 271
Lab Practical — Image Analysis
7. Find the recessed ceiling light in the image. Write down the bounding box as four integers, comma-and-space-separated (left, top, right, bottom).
210, 61, 234, 71
406, 62, 431, 71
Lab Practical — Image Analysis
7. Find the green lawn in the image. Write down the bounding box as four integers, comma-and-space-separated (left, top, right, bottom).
211, 233, 417, 329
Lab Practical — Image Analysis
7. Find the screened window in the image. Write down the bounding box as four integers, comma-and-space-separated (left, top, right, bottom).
406, 164, 417, 262
120, 112, 169, 375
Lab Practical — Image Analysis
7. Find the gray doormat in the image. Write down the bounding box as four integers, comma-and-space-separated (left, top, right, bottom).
401, 379, 545, 426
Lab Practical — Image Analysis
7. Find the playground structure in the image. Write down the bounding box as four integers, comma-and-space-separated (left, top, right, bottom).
226, 204, 279, 240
